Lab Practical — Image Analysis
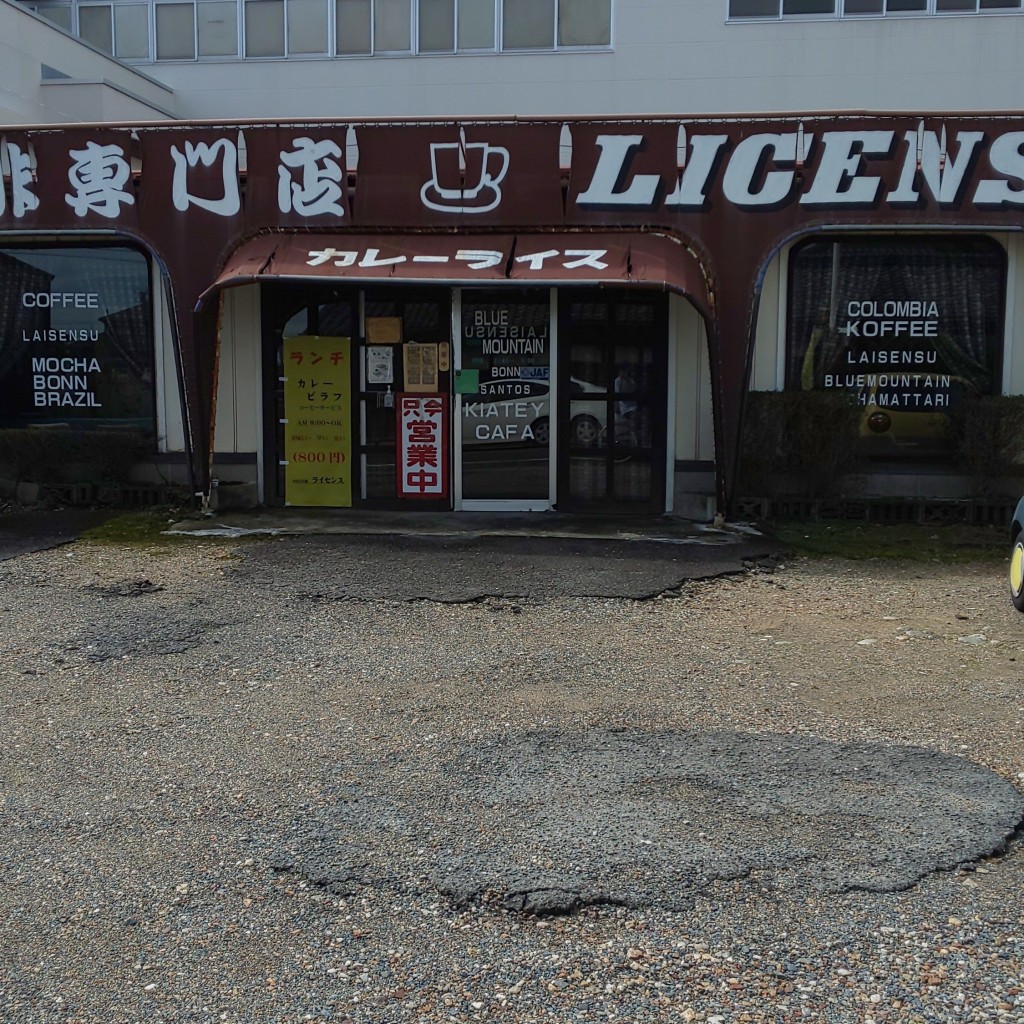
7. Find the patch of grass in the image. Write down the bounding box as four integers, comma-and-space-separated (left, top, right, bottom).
80, 507, 199, 548
770, 519, 1009, 562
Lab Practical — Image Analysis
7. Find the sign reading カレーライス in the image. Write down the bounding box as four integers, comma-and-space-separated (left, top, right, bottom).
282, 336, 352, 506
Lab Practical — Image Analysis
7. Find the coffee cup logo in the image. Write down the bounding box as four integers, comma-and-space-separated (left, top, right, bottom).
420, 141, 509, 213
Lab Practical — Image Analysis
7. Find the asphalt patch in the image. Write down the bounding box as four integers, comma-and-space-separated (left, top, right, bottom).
0, 508, 116, 562
273, 729, 1024, 914
230, 533, 780, 602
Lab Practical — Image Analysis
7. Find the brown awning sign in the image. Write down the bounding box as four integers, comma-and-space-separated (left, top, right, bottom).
197, 232, 711, 316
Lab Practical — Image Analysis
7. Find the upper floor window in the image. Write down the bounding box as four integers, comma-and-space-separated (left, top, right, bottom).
729, 0, 1020, 15
21, 0, 611, 60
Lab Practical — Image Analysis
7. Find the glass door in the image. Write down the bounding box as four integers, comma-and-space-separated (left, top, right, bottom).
457, 288, 554, 510
557, 291, 668, 513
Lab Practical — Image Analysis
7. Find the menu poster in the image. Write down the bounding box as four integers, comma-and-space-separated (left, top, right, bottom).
282, 335, 352, 507
366, 345, 394, 384
404, 342, 439, 392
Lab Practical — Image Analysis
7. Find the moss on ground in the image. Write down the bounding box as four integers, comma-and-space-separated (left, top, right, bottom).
770, 519, 1008, 562
79, 507, 211, 548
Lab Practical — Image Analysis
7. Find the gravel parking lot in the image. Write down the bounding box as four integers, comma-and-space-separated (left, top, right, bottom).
1, 529, 1022, 1024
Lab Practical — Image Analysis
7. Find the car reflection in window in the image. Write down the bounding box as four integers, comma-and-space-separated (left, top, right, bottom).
461, 377, 607, 447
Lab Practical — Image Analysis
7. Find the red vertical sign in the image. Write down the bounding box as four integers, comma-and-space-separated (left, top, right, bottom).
396, 394, 449, 500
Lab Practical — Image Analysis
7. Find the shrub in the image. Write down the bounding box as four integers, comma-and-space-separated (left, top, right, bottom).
738, 390, 863, 499
0, 428, 151, 485
947, 394, 1024, 498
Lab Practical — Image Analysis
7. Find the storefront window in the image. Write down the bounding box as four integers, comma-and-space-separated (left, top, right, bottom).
786, 236, 1005, 456
0, 245, 155, 435
460, 289, 551, 502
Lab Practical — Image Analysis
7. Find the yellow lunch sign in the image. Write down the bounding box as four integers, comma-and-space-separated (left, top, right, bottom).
283, 336, 352, 506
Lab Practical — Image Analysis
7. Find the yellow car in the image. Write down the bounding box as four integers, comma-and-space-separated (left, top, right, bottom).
1011, 495, 1024, 612
857, 374, 975, 449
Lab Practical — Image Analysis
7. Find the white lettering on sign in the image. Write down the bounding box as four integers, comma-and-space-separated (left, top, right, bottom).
837, 300, 940, 340
840, 322, 939, 339
278, 137, 344, 217
888, 130, 984, 206
846, 300, 939, 317
65, 142, 134, 218
171, 138, 240, 216
722, 132, 807, 208
973, 132, 1024, 207
845, 349, 938, 365
21, 329, 99, 343
23, 293, 100, 309
570, 127, 1024, 210
576, 135, 661, 207
30, 356, 102, 408
31, 357, 102, 372
3, 143, 39, 219
305, 247, 607, 276
481, 337, 545, 354
800, 131, 895, 206
664, 135, 728, 208
824, 373, 951, 389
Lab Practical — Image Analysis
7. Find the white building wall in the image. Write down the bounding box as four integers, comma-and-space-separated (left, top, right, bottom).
1006, 234, 1024, 396
672, 293, 714, 462
671, 292, 716, 515
155, 268, 185, 453
140, 5, 1024, 121
750, 253, 785, 392
214, 285, 262, 455
0, 2, 174, 123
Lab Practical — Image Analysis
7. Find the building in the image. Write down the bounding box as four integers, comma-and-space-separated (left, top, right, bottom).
0, 0, 1022, 518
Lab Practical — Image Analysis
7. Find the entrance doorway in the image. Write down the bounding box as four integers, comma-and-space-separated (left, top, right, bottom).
557, 291, 668, 513
457, 288, 554, 510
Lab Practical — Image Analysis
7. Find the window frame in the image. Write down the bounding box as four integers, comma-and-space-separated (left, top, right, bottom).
19, 0, 613, 61
726, 0, 1022, 18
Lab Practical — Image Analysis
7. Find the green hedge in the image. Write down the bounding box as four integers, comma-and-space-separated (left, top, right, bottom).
947, 394, 1024, 497
739, 390, 1024, 502
737, 391, 863, 500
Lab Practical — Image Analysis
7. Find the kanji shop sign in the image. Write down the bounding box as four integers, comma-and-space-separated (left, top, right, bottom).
282, 336, 352, 507
5, 121, 1024, 234
397, 394, 449, 500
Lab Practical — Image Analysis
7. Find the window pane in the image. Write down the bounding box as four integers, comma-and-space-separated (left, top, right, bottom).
79, 5, 113, 53
0, 246, 156, 435
115, 4, 149, 58
336, 0, 371, 51
728, 0, 780, 13
198, 1, 238, 54
458, 0, 493, 47
375, 0, 411, 50
503, 0, 553, 48
980, 0, 1019, 8
156, 3, 196, 57
37, 5, 73, 31
419, 0, 454, 51
558, 0, 609, 45
785, 238, 1005, 459
885, 0, 926, 10
246, 0, 284, 54
288, 0, 328, 52
782, 0, 835, 13
843, 0, 883, 12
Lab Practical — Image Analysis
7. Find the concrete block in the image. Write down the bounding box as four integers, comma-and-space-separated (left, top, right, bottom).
212, 482, 259, 511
